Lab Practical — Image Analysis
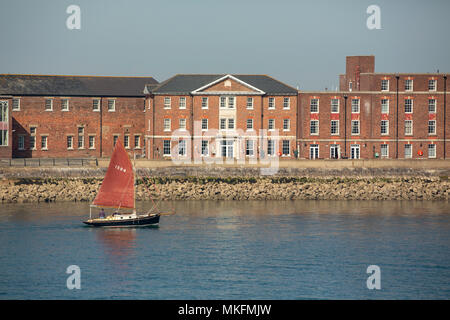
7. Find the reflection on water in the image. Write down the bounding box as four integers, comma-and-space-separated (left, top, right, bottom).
0, 200, 449, 299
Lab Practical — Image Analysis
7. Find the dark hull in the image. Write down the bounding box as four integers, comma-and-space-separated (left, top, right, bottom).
83, 213, 160, 227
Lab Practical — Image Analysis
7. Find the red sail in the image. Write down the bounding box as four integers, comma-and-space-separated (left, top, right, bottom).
93, 140, 135, 208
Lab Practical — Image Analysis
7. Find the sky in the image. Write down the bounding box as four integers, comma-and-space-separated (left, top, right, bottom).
0, 0, 449, 91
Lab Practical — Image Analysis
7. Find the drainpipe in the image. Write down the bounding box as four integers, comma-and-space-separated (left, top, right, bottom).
260, 94, 264, 159
190, 94, 194, 161
395, 74, 399, 159
152, 95, 155, 159
343, 95, 348, 158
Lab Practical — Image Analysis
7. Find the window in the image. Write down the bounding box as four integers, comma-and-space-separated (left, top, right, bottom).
330, 144, 340, 159
220, 97, 226, 108
164, 118, 171, 131
267, 140, 275, 156
282, 140, 290, 156
428, 79, 437, 91
163, 140, 171, 156
310, 144, 319, 159
124, 135, 130, 148
89, 136, 95, 149
148, 119, 151, 131
405, 79, 413, 91
404, 144, 412, 159
107, 99, 115, 112
179, 118, 186, 130
30, 127, 36, 135
428, 144, 436, 158
179, 97, 186, 109
331, 120, 339, 135
381, 120, 389, 135
67, 136, 73, 149
228, 118, 235, 130
404, 99, 413, 113
134, 135, 140, 148
246, 140, 254, 156
93, 99, 100, 111
220, 118, 226, 130
247, 119, 253, 130
18, 135, 25, 150
268, 119, 275, 131
268, 97, 275, 109
283, 97, 290, 109
350, 144, 360, 159
78, 127, 84, 148
201, 140, 209, 156
381, 99, 389, 114
349, 82, 353, 91
228, 97, 235, 109
404, 120, 413, 135
0, 101, 8, 122
29, 127, 36, 150
331, 99, 339, 113
428, 120, 436, 135
428, 99, 436, 113
380, 144, 389, 158
310, 120, 319, 135
247, 97, 254, 109
164, 97, 171, 109
201, 97, 208, 109
45, 99, 53, 111
61, 99, 69, 111
12, 98, 20, 111
113, 135, 119, 147
283, 119, 290, 131
41, 136, 48, 150
351, 99, 360, 113
351, 120, 360, 135
310, 99, 319, 113
381, 79, 389, 91
201, 119, 208, 131
178, 140, 186, 156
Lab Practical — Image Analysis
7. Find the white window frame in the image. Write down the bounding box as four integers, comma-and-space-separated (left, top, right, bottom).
428, 144, 436, 158
282, 140, 290, 156
179, 97, 186, 109
201, 118, 208, 131
164, 118, 171, 132
380, 144, 389, 158
89, 135, 96, 149
246, 140, 255, 157
201, 97, 208, 109
61, 99, 69, 111
283, 97, 290, 109
404, 144, 412, 159
41, 135, 48, 150
381, 120, 389, 135
405, 79, 413, 91
268, 97, 275, 110
247, 97, 254, 109
351, 120, 360, 135
93, 99, 100, 112
164, 97, 171, 109
404, 120, 413, 136
310, 98, 319, 113
134, 135, 141, 149
179, 118, 186, 130
381, 99, 389, 114
283, 119, 290, 131
45, 98, 53, 111
330, 120, 339, 135
381, 79, 389, 91
220, 118, 226, 130
12, 98, 20, 111
428, 99, 436, 113
310, 120, 319, 135
77, 127, 84, 149
405, 99, 413, 113
178, 139, 187, 156
268, 119, 275, 131
107, 99, 116, 112
331, 99, 339, 113
428, 79, 437, 91
67, 135, 73, 150
428, 120, 436, 135
351, 99, 360, 113
247, 119, 254, 131
18, 135, 25, 150
163, 140, 171, 156
201, 140, 209, 156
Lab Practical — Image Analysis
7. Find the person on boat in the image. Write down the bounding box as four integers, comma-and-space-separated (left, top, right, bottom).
99, 208, 106, 219
112, 211, 119, 217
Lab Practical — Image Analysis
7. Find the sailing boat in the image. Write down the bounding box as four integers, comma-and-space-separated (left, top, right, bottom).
83, 139, 160, 227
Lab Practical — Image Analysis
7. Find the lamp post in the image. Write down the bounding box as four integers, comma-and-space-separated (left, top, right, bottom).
343, 95, 348, 158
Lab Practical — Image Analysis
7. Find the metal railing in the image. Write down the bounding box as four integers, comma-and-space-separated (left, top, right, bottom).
0, 158, 98, 167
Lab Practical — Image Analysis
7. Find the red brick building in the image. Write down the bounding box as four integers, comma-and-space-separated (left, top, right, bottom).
0, 75, 158, 159
0, 55, 448, 160
298, 55, 449, 159
144, 74, 298, 160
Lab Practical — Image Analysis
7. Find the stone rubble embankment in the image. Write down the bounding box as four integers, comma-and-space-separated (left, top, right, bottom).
1, 176, 449, 203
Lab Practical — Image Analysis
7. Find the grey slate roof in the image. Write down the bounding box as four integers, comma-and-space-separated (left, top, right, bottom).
0, 74, 158, 97
149, 74, 298, 95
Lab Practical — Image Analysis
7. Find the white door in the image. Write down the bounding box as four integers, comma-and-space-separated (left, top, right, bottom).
221, 140, 234, 159
310, 144, 319, 159
330, 144, 340, 159
351, 144, 360, 159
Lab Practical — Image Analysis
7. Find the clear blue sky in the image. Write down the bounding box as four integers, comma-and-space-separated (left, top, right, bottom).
1, 0, 449, 91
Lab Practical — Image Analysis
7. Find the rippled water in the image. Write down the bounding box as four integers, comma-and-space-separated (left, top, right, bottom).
0, 200, 449, 299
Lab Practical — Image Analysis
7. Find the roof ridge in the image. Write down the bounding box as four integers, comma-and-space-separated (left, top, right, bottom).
0, 73, 156, 79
